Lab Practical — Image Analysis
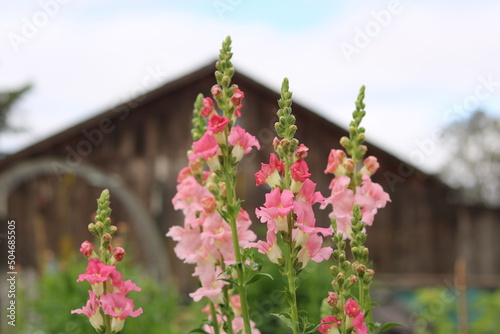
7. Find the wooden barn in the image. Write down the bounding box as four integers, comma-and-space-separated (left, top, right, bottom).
0, 62, 498, 295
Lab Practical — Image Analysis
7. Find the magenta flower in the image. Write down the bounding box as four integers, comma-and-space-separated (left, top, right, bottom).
318, 315, 341, 334
353, 312, 368, 334
228, 125, 260, 162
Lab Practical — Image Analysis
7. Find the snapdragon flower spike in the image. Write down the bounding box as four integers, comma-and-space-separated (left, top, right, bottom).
74, 190, 142, 333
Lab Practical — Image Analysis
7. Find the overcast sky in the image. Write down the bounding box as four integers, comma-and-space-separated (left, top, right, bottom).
1, 0, 499, 173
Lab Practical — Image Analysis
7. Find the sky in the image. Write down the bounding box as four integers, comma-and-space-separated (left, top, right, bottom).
1, 0, 500, 173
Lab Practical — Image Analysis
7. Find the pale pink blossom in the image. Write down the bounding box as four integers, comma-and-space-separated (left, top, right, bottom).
228, 125, 260, 161
355, 173, 391, 226
353, 313, 368, 334
321, 175, 355, 235
167, 225, 205, 264
171, 176, 212, 222
189, 262, 227, 303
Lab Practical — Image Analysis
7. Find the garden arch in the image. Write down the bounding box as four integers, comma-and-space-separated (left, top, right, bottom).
0, 158, 169, 281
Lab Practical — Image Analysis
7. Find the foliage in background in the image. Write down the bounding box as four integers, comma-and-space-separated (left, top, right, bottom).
0, 83, 31, 133
440, 110, 500, 207
11, 256, 201, 334
407, 286, 500, 334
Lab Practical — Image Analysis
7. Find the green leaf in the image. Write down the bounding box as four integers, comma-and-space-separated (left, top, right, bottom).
245, 272, 274, 285
271, 312, 294, 328
189, 328, 210, 334
376, 322, 406, 334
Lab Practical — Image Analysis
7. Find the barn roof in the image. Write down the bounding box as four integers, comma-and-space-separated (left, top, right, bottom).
0, 61, 439, 188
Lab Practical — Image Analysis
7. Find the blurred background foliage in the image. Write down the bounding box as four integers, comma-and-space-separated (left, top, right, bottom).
9, 252, 500, 334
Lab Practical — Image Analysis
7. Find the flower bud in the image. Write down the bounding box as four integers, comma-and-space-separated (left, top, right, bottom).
348, 275, 358, 286
366, 269, 375, 277
363, 156, 379, 175
356, 264, 366, 274
80, 241, 94, 258
326, 292, 338, 308
272, 137, 280, 151
211, 84, 222, 98
102, 233, 112, 244
230, 89, 244, 106
113, 247, 126, 262
343, 158, 356, 173
294, 144, 309, 160
201, 196, 217, 214
110, 225, 118, 236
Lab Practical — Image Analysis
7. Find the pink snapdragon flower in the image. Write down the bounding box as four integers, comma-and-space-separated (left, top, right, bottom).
109, 269, 141, 294
318, 315, 341, 334
228, 125, 260, 161
100, 292, 143, 333
296, 233, 332, 268
246, 231, 283, 264
77, 258, 115, 295
189, 262, 227, 303
290, 160, 311, 192
172, 175, 213, 223
71, 290, 104, 331
190, 132, 222, 171
208, 114, 230, 144
324, 149, 347, 175
344, 298, 368, 334
255, 188, 294, 233
200, 97, 215, 117
255, 153, 283, 187
355, 173, 391, 226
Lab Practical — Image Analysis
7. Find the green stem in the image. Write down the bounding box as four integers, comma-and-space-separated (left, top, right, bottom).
285, 227, 300, 334
222, 283, 235, 334
209, 302, 221, 334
